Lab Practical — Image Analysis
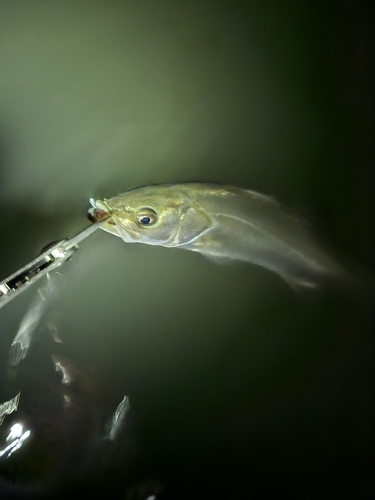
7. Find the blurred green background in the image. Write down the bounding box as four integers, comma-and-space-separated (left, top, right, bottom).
0, 1, 374, 498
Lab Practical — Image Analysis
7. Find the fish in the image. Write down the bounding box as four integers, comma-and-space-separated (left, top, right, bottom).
88, 183, 344, 290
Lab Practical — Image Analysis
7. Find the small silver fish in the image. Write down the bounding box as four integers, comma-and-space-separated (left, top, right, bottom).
89, 183, 343, 289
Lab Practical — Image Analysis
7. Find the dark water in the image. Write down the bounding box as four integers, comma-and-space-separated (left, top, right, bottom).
0, 1, 374, 498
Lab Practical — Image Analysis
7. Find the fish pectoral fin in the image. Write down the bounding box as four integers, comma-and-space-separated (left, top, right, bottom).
172, 207, 213, 246
279, 273, 319, 292
203, 253, 241, 266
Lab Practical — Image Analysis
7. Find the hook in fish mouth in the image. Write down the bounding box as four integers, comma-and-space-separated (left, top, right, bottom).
88, 198, 115, 224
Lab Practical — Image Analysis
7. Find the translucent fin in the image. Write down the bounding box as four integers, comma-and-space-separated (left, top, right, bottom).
245, 190, 310, 226
245, 190, 281, 206
279, 273, 318, 292
107, 396, 130, 441
203, 253, 240, 266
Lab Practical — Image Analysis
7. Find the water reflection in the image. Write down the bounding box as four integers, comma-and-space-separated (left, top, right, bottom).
8, 278, 54, 367
0, 423, 30, 459
0, 394, 20, 425
107, 395, 130, 441
0, 298, 145, 497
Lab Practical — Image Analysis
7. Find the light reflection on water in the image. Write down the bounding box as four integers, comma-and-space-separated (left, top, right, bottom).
0, 422, 30, 459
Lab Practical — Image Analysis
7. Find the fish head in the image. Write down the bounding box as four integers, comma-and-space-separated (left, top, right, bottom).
89, 184, 213, 247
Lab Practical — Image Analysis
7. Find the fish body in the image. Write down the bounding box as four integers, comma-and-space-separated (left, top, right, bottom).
90, 183, 343, 289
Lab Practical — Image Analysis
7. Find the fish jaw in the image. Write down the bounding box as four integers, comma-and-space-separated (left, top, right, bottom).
88, 198, 121, 238
89, 198, 112, 221
89, 198, 142, 242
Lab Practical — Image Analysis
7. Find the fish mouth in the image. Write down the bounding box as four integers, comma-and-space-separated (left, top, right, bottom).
89, 198, 112, 215
87, 198, 140, 243
87, 207, 112, 223
88, 199, 140, 241
88, 198, 117, 232
88, 198, 115, 223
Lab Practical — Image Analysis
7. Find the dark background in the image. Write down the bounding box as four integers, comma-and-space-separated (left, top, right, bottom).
0, 1, 374, 498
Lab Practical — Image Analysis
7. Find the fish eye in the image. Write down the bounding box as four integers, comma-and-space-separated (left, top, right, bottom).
136, 208, 157, 227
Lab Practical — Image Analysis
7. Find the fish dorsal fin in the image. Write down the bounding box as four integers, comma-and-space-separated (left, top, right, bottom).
245, 189, 281, 206
245, 189, 311, 227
